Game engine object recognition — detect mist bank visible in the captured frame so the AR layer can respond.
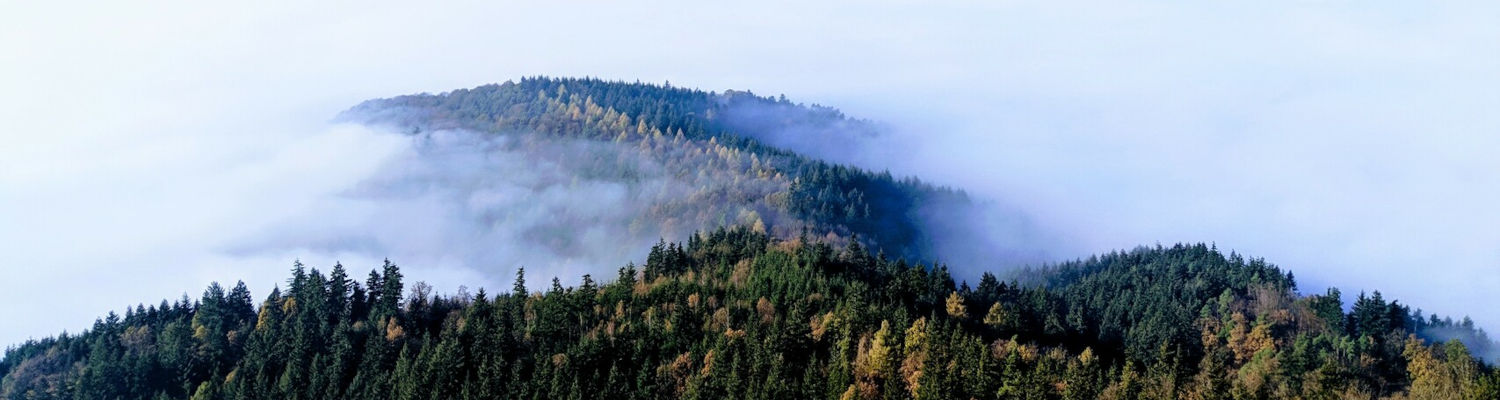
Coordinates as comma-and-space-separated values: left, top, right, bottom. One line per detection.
715, 91, 1070, 274
228, 126, 783, 288
223, 81, 1066, 300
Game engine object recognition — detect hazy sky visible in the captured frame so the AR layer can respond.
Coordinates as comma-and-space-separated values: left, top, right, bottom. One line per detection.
2, 1, 1498, 347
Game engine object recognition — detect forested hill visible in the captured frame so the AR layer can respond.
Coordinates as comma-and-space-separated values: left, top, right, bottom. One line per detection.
4, 78, 1499, 399
4, 229, 1499, 399
340, 77, 1026, 267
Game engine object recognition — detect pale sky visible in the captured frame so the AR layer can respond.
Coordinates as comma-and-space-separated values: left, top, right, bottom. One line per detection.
2, 1, 1498, 347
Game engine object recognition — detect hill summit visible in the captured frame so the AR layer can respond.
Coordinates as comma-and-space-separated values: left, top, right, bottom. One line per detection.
3, 78, 1497, 400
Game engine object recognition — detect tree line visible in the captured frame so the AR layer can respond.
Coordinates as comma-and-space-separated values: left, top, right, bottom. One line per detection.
4, 227, 1497, 399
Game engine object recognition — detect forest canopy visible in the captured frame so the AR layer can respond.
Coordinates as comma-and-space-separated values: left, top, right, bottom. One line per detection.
4, 78, 1496, 400
4, 228, 1496, 399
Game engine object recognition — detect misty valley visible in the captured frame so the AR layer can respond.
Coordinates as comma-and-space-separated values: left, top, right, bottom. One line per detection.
3, 78, 1497, 400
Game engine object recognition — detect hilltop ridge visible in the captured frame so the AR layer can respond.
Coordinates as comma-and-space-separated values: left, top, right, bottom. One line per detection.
3, 79, 1497, 400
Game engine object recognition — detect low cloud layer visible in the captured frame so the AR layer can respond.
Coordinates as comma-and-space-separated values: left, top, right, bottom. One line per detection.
227, 128, 721, 289
716, 95, 1070, 272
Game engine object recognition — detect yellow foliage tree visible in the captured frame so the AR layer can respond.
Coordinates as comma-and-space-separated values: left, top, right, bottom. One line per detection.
1404, 335, 1469, 400
945, 292, 968, 319
901, 318, 929, 398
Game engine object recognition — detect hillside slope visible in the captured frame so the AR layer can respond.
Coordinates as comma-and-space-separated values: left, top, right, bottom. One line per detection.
3, 79, 1497, 400
4, 229, 1497, 399
341, 77, 1037, 268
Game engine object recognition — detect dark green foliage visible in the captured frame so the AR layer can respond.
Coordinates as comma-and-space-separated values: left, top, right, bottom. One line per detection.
4, 228, 1496, 399
4, 79, 1497, 399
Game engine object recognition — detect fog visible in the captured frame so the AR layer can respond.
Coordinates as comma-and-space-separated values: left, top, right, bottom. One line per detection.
226, 126, 766, 290
3, 1, 1498, 347
716, 95, 1069, 270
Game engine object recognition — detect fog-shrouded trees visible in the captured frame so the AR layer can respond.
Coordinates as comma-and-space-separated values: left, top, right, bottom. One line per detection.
5, 227, 1498, 400
5, 79, 1498, 399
